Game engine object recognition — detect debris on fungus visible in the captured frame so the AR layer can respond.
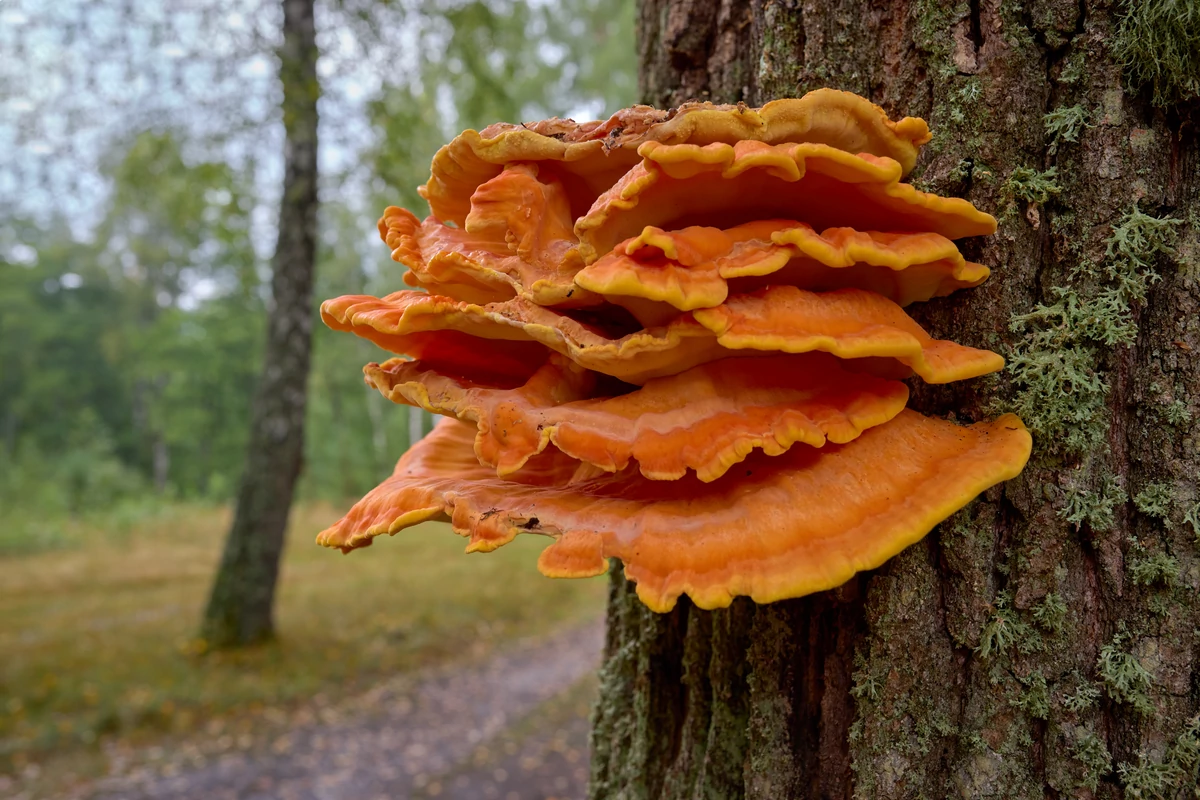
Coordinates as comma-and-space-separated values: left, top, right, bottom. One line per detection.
318, 90, 1031, 612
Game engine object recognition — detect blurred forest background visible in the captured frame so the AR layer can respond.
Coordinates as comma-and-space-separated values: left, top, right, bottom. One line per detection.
1, 1, 634, 794
1, 0, 634, 544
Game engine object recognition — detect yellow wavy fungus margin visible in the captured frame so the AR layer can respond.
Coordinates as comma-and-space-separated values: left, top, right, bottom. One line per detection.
575, 220, 990, 314
317, 411, 1031, 613
363, 352, 909, 483
421, 88, 932, 225
320, 286, 1003, 385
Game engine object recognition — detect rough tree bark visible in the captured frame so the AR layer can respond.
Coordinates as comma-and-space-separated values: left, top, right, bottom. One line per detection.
590, 1, 1200, 797
201, 0, 319, 647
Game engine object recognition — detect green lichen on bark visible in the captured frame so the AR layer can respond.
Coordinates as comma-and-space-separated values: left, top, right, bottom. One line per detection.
1007, 206, 1182, 458
601, 2, 1200, 797
1002, 166, 1062, 206
910, 0, 964, 76
1063, 672, 1103, 713
1133, 481, 1175, 521
1090, 207, 1183, 304
1127, 548, 1179, 588
1117, 715, 1200, 798
1031, 591, 1068, 633
906, 0, 995, 166
1162, 399, 1192, 426
1043, 104, 1091, 153
976, 591, 1044, 658
1097, 628, 1155, 715
1184, 503, 1200, 543
1071, 728, 1114, 791
753, 3, 807, 101
1113, 0, 1200, 106
1060, 471, 1125, 532
1010, 671, 1050, 719
589, 560, 687, 800
1007, 292, 1113, 455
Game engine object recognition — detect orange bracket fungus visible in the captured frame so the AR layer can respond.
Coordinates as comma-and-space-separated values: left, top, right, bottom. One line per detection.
318, 89, 1032, 613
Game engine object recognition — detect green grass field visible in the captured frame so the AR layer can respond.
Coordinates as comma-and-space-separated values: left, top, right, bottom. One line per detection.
0, 502, 607, 794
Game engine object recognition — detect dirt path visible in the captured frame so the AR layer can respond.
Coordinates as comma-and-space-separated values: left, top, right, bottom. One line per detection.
82, 620, 605, 800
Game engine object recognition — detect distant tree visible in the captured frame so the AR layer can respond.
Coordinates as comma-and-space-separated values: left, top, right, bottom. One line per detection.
0, 135, 259, 517
96, 131, 260, 493
303, 201, 414, 500
202, 0, 320, 647
0, 0, 636, 633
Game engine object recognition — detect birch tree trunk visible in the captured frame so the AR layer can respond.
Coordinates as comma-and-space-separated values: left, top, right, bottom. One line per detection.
409, 403, 425, 451
201, 0, 319, 647
589, 2, 1200, 797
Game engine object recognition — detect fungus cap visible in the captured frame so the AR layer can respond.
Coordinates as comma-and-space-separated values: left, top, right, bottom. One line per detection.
422, 89, 932, 225
693, 286, 1005, 384
379, 164, 595, 307
364, 352, 910, 482
574, 141, 997, 263
318, 410, 1032, 612
575, 220, 990, 315
320, 286, 1003, 385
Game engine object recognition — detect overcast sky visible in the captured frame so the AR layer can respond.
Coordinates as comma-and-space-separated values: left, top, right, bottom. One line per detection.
1, 0, 609, 244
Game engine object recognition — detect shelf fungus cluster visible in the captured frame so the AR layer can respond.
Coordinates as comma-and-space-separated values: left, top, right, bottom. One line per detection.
318, 89, 1032, 613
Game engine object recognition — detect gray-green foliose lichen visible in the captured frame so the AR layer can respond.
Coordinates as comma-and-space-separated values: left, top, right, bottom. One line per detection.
1113, 0, 1200, 107
1007, 207, 1182, 458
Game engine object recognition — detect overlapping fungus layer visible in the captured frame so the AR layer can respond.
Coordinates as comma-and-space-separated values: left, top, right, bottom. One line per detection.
319, 89, 1032, 612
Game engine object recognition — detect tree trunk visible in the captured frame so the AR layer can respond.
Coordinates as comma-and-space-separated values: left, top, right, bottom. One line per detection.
152, 429, 169, 494
408, 402, 425, 451
201, 0, 319, 648
590, 1, 1200, 797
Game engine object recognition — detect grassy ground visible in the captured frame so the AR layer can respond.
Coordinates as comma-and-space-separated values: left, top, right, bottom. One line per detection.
0, 502, 607, 795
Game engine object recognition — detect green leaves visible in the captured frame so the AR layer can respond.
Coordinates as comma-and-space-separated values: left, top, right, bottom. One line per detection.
366, 0, 637, 212
0, 131, 263, 513
1, 0, 639, 517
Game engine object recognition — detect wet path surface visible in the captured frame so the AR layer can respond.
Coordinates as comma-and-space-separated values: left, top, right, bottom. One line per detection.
83, 621, 604, 800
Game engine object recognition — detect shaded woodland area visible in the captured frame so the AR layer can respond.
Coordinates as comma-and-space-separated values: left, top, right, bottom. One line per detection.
589, 1, 1200, 797
1, 1, 631, 793
0, 0, 636, 549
